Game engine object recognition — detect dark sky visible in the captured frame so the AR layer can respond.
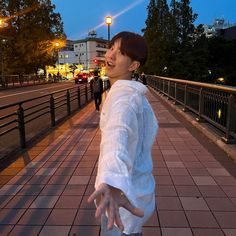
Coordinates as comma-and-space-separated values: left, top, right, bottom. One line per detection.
51, 0, 236, 40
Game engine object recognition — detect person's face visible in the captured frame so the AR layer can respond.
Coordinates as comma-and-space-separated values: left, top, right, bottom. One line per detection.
105, 38, 139, 80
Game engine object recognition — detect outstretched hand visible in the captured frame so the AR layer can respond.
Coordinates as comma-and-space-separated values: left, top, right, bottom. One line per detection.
88, 183, 144, 231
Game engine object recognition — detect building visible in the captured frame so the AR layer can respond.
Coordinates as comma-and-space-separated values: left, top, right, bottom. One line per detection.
203, 19, 236, 39
49, 31, 108, 79
218, 25, 236, 40
73, 36, 107, 71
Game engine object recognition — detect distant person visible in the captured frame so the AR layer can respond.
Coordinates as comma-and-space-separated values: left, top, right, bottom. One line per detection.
90, 70, 103, 111
134, 71, 139, 81
48, 73, 52, 81
52, 74, 57, 82
141, 72, 147, 85
88, 31, 158, 236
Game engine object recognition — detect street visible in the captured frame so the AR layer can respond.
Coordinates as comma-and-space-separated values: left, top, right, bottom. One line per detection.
0, 82, 89, 159
0, 81, 79, 106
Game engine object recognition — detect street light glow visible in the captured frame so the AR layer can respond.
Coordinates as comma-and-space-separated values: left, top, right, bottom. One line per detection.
105, 16, 112, 25
55, 42, 60, 47
0, 19, 8, 28
105, 16, 112, 42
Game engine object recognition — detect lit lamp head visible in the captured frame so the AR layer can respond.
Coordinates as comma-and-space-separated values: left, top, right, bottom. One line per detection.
105, 16, 112, 43
0, 18, 8, 28
105, 16, 112, 26
55, 42, 60, 48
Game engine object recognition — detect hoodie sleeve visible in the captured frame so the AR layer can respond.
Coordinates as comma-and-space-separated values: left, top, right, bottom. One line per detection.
95, 100, 139, 206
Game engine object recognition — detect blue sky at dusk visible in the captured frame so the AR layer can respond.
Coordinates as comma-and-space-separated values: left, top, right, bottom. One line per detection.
51, 0, 236, 40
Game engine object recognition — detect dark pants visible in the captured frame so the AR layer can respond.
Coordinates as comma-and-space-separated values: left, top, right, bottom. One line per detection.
122, 233, 142, 236
94, 92, 102, 111
101, 215, 142, 236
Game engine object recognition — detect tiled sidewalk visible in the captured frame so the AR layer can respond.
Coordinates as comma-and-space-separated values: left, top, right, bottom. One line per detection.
0, 89, 236, 236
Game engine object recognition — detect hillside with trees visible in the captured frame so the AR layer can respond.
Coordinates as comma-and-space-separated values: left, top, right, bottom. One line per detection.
0, 0, 65, 75
143, 0, 236, 86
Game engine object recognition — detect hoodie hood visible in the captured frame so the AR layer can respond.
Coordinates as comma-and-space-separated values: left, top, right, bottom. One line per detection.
111, 80, 148, 95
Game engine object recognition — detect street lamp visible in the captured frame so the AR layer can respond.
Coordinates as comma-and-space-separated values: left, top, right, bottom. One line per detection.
54, 41, 60, 75
0, 18, 8, 87
105, 16, 112, 43
0, 19, 7, 28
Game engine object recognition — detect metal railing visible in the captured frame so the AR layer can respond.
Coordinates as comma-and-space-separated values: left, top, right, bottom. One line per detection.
0, 81, 110, 155
147, 75, 236, 143
0, 75, 52, 89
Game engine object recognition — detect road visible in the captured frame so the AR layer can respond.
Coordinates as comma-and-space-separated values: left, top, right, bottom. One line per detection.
0, 82, 90, 160
0, 81, 80, 106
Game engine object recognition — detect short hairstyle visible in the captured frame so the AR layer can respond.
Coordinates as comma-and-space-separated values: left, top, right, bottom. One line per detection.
110, 31, 148, 67
93, 70, 99, 76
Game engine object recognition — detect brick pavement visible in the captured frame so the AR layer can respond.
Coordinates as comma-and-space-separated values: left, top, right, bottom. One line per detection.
0, 89, 236, 236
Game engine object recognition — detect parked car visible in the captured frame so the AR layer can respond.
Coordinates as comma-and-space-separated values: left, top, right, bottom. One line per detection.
74, 72, 88, 84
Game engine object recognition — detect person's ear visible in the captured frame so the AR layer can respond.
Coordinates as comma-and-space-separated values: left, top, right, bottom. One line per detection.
128, 61, 140, 72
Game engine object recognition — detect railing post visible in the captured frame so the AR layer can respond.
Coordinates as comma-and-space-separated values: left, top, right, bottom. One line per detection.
167, 80, 171, 99
17, 104, 26, 148
162, 79, 164, 93
104, 80, 106, 92
77, 87, 81, 109
85, 85, 88, 103
67, 89, 71, 115
197, 88, 204, 122
173, 82, 177, 105
183, 84, 188, 111
222, 95, 235, 143
50, 94, 55, 126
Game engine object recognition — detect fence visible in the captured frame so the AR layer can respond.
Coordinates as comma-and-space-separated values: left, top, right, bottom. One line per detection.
147, 75, 236, 143
0, 81, 109, 158
0, 75, 51, 89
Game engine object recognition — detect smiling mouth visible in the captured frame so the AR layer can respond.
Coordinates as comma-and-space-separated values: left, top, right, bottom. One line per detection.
106, 61, 115, 67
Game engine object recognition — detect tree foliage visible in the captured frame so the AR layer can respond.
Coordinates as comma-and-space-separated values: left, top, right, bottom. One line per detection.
143, 0, 236, 86
0, 0, 65, 75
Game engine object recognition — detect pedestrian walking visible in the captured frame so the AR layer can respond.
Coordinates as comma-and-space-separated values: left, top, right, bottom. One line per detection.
141, 72, 147, 85
88, 31, 158, 236
90, 70, 103, 111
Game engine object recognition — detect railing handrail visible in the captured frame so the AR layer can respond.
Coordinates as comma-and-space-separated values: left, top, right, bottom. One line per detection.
152, 75, 236, 94
0, 85, 86, 110
147, 75, 236, 144
0, 81, 110, 155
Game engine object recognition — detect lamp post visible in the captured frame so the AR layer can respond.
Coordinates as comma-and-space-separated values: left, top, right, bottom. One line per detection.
105, 16, 112, 43
0, 18, 8, 87
54, 41, 60, 75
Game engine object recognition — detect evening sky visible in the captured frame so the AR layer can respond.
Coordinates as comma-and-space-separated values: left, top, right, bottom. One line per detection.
51, 0, 236, 40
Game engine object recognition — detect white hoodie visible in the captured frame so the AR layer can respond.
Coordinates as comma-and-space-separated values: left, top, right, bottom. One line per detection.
95, 80, 158, 234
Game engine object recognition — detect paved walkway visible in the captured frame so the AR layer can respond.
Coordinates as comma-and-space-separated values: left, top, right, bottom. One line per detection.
0, 89, 236, 236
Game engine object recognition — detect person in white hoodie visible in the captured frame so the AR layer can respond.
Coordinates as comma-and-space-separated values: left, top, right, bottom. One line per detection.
88, 31, 158, 236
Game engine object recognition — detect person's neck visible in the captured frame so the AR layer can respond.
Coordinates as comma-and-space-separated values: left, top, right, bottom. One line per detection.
109, 74, 132, 86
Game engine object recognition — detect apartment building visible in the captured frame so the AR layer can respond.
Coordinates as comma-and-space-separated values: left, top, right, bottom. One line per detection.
204, 19, 236, 39
53, 31, 108, 78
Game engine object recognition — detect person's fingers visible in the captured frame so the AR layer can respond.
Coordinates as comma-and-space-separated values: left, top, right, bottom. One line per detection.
114, 206, 124, 232
123, 202, 144, 218
95, 196, 109, 218
87, 188, 104, 203
107, 199, 115, 230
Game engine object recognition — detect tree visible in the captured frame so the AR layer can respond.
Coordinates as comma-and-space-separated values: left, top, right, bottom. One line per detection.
208, 37, 236, 85
178, 0, 197, 44
143, 0, 176, 75
69, 63, 78, 77
2, 0, 65, 75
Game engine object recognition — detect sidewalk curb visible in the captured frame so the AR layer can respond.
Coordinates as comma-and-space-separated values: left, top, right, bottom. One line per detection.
149, 87, 236, 163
